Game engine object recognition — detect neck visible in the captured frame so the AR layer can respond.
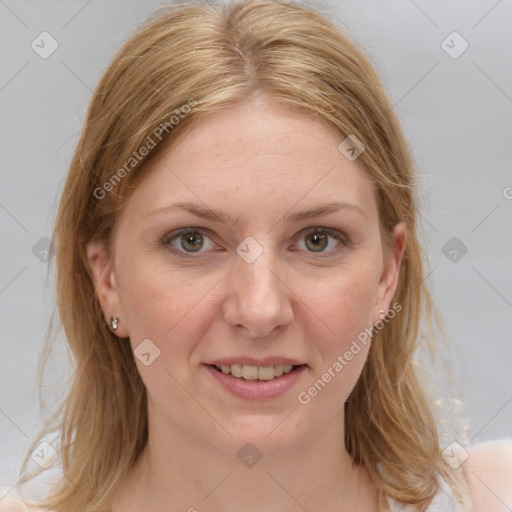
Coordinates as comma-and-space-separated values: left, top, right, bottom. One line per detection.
112, 407, 378, 512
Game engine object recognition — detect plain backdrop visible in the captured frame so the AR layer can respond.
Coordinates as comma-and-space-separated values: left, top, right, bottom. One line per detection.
1, 0, 511, 489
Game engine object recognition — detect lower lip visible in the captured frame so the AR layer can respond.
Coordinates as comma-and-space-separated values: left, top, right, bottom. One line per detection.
204, 364, 307, 399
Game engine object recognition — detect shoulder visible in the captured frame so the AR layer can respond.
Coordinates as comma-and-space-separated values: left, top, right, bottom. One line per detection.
462, 439, 512, 512
0, 489, 47, 512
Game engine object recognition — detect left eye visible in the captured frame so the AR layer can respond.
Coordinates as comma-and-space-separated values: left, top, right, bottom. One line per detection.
295, 227, 344, 255
161, 227, 346, 258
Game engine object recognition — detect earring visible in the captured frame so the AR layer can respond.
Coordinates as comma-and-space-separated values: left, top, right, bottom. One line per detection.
110, 316, 119, 331
378, 309, 385, 319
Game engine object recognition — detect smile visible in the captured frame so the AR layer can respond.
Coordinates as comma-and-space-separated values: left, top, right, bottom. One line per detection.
211, 363, 301, 380
204, 363, 307, 399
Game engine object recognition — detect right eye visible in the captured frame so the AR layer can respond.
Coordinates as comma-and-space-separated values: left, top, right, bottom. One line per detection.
161, 227, 218, 258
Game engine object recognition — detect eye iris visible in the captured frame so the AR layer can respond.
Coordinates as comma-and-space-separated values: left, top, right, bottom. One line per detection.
181, 232, 203, 252
305, 232, 328, 252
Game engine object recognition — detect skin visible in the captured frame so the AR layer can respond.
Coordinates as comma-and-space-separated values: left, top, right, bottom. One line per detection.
87, 97, 407, 511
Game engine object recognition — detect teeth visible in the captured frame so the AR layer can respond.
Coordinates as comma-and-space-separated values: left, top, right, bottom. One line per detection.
274, 365, 284, 377
214, 363, 298, 380
231, 364, 242, 378
242, 365, 259, 380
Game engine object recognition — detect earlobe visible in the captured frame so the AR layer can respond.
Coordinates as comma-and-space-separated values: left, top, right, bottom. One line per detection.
86, 239, 129, 338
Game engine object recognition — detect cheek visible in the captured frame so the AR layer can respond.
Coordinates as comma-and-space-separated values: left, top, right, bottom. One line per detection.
116, 253, 222, 354
115, 256, 225, 411
303, 259, 381, 345
295, 267, 379, 409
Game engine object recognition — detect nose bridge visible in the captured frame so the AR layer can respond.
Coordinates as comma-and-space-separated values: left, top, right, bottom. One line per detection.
237, 250, 277, 299
224, 241, 293, 336
234, 234, 276, 289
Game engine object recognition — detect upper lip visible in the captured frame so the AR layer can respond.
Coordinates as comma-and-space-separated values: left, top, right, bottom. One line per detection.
204, 357, 306, 367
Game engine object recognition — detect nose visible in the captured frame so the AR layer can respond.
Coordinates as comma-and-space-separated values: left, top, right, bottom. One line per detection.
222, 251, 294, 338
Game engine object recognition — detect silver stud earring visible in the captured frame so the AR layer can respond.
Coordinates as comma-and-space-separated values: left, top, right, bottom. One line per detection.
110, 316, 119, 331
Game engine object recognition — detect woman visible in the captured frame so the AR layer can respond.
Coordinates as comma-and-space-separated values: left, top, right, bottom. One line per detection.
5, 0, 511, 511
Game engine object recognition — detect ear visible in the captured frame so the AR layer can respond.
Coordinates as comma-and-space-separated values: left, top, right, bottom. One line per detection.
374, 222, 406, 324
86, 239, 129, 338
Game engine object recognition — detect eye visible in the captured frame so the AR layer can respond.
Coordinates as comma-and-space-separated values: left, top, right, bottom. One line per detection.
161, 228, 217, 257
294, 227, 348, 257
161, 226, 349, 259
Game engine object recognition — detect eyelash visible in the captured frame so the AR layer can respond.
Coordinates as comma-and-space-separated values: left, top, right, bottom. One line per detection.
160, 226, 350, 260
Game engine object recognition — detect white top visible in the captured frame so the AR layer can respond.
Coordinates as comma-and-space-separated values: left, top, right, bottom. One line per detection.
386, 472, 462, 512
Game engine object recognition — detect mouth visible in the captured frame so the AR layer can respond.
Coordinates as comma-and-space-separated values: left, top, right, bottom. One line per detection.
207, 363, 306, 381
204, 362, 308, 399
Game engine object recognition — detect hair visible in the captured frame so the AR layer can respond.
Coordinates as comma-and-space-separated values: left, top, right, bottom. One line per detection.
18, 1, 471, 510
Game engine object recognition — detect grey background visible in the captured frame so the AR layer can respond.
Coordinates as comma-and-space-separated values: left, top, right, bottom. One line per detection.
1, 0, 511, 489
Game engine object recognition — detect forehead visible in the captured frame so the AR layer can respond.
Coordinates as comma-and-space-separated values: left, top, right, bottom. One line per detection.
125, 100, 378, 225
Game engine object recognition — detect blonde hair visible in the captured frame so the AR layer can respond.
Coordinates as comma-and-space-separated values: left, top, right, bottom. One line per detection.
19, 1, 471, 510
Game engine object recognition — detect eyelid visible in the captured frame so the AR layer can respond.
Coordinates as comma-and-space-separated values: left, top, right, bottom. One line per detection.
160, 226, 214, 246
297, 226, 349, 244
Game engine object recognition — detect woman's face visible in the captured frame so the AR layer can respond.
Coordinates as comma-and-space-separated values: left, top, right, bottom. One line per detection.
88, 99, 405, 458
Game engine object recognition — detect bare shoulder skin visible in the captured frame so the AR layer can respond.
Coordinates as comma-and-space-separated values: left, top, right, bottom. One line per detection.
464, 439, 512, 512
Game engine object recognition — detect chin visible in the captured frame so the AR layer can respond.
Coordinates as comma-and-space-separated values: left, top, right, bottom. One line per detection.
211, 414, 309, 456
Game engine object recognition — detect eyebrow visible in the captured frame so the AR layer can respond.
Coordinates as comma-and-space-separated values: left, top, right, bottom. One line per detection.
144, 201, 366, 226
